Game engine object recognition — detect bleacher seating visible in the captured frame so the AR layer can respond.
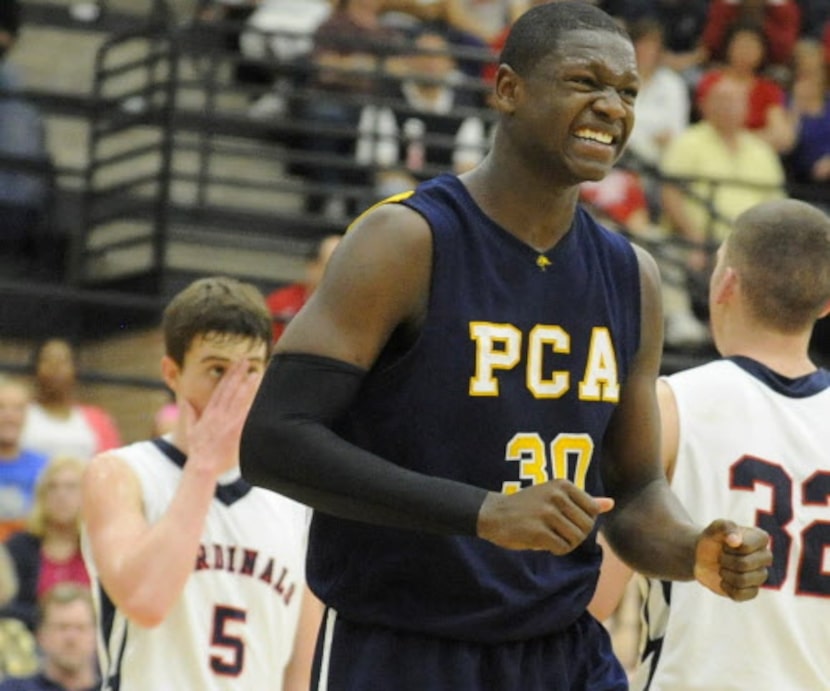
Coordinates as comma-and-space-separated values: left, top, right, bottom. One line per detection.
1, 0, 828, 368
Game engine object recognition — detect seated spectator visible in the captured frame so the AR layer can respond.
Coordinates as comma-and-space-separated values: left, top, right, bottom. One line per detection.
785, 39, 830, 185
696, 22, 797, 153
291, 0, 409, 219
356, 26, 489, 198
1, 457, 90, 633
646, 0, 711, 83
0, 583, 98, 691
0, 0, 54, 276
442, 0, 525, 44
266, 234, 342, 342
194, 0, 274, 91
20, 339, 121, 462
660, 76, 785, 335
0, 617, 37, 682
0, 543, 34, 682
625, 17, 690, 220
0, 377, 48, 542
601, 0, 711, 83
661, 76, 786, 260
239, 0, 332, 119
701, 0, 801, 70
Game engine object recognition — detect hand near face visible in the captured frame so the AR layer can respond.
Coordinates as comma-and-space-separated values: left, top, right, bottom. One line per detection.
477, 480, 614, 554
181, 360, 263, 476
693, 519, 772, 601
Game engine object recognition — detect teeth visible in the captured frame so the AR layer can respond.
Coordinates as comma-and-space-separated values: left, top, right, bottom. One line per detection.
575, 129, 613, 144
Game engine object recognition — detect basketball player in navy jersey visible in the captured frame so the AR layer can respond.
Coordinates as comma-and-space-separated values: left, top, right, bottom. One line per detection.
240, 3, 772, 689
590, 199, 830, 690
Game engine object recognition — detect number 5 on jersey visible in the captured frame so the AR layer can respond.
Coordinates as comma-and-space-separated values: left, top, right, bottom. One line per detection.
210, 605, 246, 677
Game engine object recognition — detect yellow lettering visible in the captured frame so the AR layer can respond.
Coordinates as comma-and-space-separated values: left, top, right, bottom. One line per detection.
579, 327, 619, 402
527, 325, 570, 399
469, 322, 522, 396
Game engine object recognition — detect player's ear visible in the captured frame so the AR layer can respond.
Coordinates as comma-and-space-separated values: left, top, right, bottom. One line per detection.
160, 355, 181, 393
492, 64, 521, 114
711, 266, 737, 306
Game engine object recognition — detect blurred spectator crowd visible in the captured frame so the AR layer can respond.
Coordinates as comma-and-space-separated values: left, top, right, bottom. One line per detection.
2, 0, 830, 352
0, 1, 829, 682
0, 339, 121, 688
204, 0, 830, 349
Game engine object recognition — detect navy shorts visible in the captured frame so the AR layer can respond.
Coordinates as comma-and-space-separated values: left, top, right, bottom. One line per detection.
311, 609, 628, 690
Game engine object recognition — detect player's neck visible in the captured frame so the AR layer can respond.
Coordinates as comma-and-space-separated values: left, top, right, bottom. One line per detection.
36, 391, 73, 415
462, 159, 580, 251
722, 331, 817, 378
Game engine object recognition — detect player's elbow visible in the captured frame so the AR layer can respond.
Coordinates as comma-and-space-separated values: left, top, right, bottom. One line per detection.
115, 585, 176, 629
128, 609, 166, 629
239, 401, 296, 491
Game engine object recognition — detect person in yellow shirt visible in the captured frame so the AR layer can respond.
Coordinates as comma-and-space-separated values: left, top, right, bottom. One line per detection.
660, 76, 785, 270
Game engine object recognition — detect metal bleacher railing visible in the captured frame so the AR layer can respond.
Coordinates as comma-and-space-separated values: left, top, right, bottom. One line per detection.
1, 4, 829, 368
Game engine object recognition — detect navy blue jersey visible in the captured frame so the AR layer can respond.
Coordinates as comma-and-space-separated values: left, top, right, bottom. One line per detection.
308, 174, 641, 643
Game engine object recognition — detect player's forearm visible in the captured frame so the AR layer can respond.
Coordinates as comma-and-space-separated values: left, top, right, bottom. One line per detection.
103, 468, 217, 627
602, 477, 699, 581
241, 353, 487, 535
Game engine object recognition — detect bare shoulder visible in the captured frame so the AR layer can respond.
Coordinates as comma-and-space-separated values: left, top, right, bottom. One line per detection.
83, 452, 142, 511
630, 242, 661, 287
277, 200, 434, 366
343, 199, 433, 263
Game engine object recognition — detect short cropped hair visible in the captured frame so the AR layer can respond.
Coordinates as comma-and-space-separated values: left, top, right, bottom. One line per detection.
727, 200, 830, 333
37, 583, 94, 630
500, 1, 629, 77
162, 276, 273, 365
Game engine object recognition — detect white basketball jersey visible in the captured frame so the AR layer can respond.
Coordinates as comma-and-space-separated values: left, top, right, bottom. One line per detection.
632, 357, 830, 691
82, 438, 309, 691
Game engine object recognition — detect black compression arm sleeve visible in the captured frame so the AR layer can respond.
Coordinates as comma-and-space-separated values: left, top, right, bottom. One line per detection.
240, 353, 488, 536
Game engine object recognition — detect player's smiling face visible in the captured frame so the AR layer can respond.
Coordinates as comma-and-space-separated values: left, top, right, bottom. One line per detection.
163, 332, 267, 417
511, 29, 638, 184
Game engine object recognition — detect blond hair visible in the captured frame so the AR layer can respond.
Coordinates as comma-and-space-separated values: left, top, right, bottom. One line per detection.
26, 455, 86, 538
